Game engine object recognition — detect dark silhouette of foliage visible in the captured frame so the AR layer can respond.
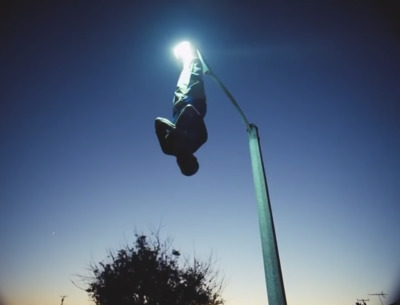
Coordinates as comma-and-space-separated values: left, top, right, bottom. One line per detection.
85, 233, 223, 305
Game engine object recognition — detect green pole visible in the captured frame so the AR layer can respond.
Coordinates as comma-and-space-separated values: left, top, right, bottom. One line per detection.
248, 124, 287, 305
197, 48, 287, 305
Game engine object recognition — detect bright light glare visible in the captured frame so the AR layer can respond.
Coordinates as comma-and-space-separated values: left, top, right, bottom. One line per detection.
173, 41, 195, 64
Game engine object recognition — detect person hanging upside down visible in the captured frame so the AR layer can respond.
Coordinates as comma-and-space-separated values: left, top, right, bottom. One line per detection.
155, 43, 208, 176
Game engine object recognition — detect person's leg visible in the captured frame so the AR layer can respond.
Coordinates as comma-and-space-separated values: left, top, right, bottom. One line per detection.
172, 57, 206, 121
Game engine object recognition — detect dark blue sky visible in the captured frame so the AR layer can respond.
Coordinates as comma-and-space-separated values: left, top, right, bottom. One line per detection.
1, 1, 399, 305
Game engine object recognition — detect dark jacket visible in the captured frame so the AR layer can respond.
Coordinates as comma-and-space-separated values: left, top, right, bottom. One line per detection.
155, 105, 207, 157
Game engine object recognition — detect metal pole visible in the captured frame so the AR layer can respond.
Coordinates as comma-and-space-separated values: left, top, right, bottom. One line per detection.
248, 124, 287, 305
197, 50, 287, 305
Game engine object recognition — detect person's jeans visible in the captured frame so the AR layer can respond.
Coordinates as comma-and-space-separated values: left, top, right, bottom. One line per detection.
172, 58, 206, 122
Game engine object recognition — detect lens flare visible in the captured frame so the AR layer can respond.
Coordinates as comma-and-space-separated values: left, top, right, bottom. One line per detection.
173, 41, 195, 64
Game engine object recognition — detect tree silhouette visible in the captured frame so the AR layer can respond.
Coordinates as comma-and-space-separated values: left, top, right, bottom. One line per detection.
85, 233, 224, 305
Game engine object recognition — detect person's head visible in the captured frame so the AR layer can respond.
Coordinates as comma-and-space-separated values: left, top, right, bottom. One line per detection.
176, 154, 199, 176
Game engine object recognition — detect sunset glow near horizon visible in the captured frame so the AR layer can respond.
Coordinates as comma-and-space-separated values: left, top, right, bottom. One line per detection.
1, 1, 399, 305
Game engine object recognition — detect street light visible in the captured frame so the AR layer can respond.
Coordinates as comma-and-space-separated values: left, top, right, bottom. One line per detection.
174, 42, 288, 305
173, 41, 196, 65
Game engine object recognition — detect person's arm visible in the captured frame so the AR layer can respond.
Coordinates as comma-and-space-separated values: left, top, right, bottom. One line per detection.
155, 118, 175, 155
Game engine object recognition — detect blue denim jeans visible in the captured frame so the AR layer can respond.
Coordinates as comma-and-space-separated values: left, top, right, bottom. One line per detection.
172, 58, 206, 122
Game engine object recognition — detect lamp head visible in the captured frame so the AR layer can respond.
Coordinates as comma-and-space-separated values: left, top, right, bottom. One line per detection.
173, 41, 196, 65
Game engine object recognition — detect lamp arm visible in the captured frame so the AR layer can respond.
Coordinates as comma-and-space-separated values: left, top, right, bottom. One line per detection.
196, 50, 251, 131
208, 72, 251, 131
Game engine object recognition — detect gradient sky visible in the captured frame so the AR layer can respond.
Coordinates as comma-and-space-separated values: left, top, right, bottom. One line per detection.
1, 1, 399, 305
